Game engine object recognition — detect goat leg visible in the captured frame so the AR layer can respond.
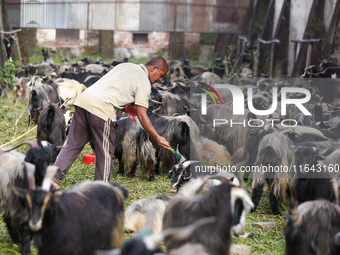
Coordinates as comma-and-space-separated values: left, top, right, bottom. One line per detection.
250, 182, 264, 213
117, 157, 125, 175
147, 161, 155, 182
3, 215, 21, 244
127, 162, 138, 178
154, 157, 161, 175
21, 222, 32, 255
269, 184, 280, 215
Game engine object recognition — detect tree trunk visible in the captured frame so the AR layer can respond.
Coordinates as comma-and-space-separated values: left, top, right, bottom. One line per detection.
100, 30, 114, 59
0, 0, 13, 67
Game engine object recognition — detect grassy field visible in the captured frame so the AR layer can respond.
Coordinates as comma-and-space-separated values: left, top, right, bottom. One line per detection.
0, 91, 286, 255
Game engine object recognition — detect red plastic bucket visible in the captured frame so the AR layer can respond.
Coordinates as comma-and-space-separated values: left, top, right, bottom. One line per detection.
82, 154, 96, 165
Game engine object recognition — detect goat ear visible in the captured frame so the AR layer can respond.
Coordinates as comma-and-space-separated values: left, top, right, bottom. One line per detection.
24, 151, 33, 162
53, 190, 63, 201
13, 186, 27, 199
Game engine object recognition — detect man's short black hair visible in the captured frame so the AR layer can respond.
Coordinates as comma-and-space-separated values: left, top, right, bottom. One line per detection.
146, 56, 169, 71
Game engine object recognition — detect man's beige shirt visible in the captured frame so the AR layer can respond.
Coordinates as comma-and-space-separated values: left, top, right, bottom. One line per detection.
74, 63, 150, 121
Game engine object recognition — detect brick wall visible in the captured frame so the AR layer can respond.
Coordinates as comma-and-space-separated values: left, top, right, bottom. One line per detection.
114, 31, 169, 52
185, 33, 200, 48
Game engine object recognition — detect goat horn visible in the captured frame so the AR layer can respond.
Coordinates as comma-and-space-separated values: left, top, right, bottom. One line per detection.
25, 162, 36, 191
143, 217, 216, 250
165, 83, 177, 91
150, 99, 163, 105
1, 141, 39, 153
176, 145, 186, 163
152, 106, 161, 113
198, 114, 206, 123
334, 232, 340, 246
181, 160, 202, 169
207, 175, 231, 183
42, 166, 59, 191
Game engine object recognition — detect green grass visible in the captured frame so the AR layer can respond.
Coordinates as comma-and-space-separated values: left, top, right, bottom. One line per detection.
0, 91, 287, 254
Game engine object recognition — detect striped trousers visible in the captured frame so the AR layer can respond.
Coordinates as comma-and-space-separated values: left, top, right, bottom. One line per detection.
53, 106, 117, 185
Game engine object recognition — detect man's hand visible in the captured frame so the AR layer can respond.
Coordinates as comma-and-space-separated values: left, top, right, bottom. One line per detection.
155, 136, 170, 150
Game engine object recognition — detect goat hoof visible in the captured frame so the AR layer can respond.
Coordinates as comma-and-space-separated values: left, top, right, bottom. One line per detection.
117, 171, 125, 175
127, 172, 135, 178
149, 176, 155, 182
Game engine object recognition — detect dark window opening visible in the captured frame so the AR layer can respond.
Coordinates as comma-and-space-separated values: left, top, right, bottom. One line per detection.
56, 29, 80, 42
133, 33, 148, 44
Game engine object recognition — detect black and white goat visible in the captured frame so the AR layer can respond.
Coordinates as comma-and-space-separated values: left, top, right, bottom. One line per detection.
14, 166, 129, 255
124, 195, 172, 234
37, 103, 66, 162
168, 146, 242, 191
285, 199, 340, 255
0, 141, 57, 255
97, 217, 215, 255
162, 177, 253, 255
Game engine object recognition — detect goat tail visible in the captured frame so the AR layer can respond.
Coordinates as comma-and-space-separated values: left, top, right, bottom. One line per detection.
46, 105, 56, 131
122, 132, 137, 170
138, 130, 157, 167
286, 198, 301, 227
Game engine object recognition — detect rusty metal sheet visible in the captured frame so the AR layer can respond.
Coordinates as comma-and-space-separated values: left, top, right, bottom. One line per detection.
190, 0, 215, 32
19, 0, 247, 33
90, 2, 116, 30
115, 0, 140, 31
140, 0, 173, 32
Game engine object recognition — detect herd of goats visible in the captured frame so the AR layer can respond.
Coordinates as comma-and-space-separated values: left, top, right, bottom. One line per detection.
2, 52, 340, 254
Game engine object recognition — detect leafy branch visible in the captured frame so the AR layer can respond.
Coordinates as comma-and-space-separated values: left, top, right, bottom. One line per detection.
0, 60, 19, 87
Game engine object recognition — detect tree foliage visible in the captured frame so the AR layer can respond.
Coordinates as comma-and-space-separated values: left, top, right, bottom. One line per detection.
0, 60, 18, 87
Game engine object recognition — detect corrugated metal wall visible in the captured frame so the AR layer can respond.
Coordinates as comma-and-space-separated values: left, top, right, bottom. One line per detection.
16, 0, 247, 33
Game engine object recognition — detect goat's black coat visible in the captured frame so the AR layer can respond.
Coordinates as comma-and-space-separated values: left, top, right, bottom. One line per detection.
285, 200, 340, 255
163, 183, 236, 255
37, 104, 66, 162
291, 146, 334, 205
1, 143, 56, 255
28, 83, 60, 124
23, 182, 128, 255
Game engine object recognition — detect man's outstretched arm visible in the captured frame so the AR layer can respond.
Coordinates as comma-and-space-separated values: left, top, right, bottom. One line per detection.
136, 105, 170, 150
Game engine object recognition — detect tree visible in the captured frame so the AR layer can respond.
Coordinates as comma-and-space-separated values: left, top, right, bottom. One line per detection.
0, 0, 13, 68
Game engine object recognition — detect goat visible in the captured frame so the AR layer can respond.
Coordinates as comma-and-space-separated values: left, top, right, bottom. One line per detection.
290, 146, 334, 205
42, 48, 54, 64
97, 217, 215, 255
162, 177, 253, 255
168, 149, 241, 191
13, 77, 31, 107
203, 104, 256, 155
15, 166, 128, 255
115, 117, 157, 181
124, 195, 172, 234
37, 104, 66, 162
0, 141, 57, 255
28, 82, 60, 124
285, 199, 340, 255
251, 131, 295, 215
